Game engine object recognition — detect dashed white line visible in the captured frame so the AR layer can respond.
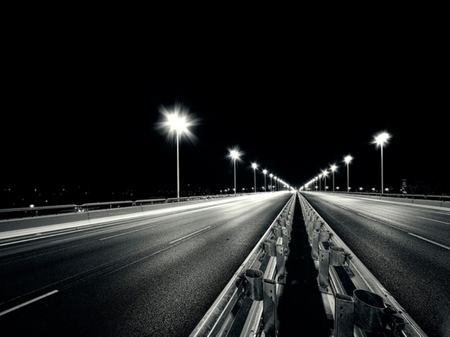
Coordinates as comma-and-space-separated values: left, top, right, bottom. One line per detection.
0, 290, 59, 317
408, 233, 450, 251
169, 226, 211, 244
417, 216, 450, 225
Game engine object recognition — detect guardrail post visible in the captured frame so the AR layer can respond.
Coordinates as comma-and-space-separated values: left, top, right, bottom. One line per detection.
276, 237, 286, 284
263, 279, 278, 336
245, 269, 264, 301
330, 246, 346, 266
334, 293, 354, 337
319, 242, 330, 292
353, 289, 387, 334
318, 242, 331, 290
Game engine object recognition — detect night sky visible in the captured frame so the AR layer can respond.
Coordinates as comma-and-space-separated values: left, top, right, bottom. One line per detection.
2, 18, 448, 207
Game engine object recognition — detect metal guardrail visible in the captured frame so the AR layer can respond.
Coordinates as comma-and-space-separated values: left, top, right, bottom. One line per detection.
0, 194, 244, 221
338, 192, 450, 208
298, 193, 427, 337
190, 193, 297, 337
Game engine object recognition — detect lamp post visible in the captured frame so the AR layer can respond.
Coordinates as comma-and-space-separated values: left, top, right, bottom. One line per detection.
252, 163, 257, 193
263, 169, 267, 192
330, 164, 337, 192
269, 173, 273, 192
373, 132, 391, 194
158, 103, 196, 200
322, 169, 329, 191
344, 155, 353, 193
229, 148, 242, 196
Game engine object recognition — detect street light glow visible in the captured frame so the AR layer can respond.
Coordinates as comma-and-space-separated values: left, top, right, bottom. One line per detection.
372, 131, 391, 194
228, 147, 243, 195
373, 131, 391, 147
156, 102, 199, 200
157, 102, 198, 144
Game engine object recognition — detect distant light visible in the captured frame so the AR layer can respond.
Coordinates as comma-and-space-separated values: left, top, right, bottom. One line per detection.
344, 155, 353, 164
30, 204, 35, 208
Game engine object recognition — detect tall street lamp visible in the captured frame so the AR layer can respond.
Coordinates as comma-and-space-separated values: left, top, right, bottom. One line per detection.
252, 163, 257, 193
344, 155, 353, 192
373, 131, 391, 194
269, 173, 273, 192
330, 164, 337, 192
263, 169, 267, 192
158, 103, 197, 200
229, 148, 242, 196
322, 169, 329, 191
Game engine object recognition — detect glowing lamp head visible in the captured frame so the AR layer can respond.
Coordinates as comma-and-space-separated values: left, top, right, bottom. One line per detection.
373, 132, 391, 147
228, 148, 243, 161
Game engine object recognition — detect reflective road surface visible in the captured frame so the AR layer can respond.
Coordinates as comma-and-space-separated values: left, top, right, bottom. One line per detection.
0, 192, 292, 337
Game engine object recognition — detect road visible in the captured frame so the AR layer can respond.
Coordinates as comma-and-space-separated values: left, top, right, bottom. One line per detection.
301, 192, 450, 337
0, 192, 292, 337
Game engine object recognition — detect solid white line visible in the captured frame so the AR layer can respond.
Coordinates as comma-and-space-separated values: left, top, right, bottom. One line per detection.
0, 290, 59, 317
408, 233, 450, 251
169, 226, 211, 244
417, 216, 450, 225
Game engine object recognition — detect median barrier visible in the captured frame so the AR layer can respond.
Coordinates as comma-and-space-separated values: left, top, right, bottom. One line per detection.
189, 193, 296, 337
298, 193, 427, 337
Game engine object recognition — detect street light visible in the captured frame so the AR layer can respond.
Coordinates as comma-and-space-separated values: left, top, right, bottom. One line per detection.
252, 163, 257, 193
157, 103, 197, 200
229, 148, 243, 196
330, 164, 337, 192
344, 155, 353, 192
322, 169, 329, 191
263, 169, 267, 192
269, 173, 273, 192
372, 131, 391, 194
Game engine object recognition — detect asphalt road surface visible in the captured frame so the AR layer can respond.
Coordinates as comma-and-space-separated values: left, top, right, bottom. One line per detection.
301, 192, 450, 337
0, 192, 292, 337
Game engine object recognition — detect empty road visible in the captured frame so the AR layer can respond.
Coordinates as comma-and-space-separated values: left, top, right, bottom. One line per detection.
0, 192, 292, 337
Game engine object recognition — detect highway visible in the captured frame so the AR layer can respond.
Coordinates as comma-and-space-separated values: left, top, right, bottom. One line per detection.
301, 192, 450, 337
0, 192, 292, 337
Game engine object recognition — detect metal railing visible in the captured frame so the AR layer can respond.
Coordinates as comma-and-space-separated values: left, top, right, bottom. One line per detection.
299, 192, 427, 337
190, 193, 297, 337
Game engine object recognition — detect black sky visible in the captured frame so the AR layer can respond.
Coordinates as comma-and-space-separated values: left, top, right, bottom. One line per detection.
2, 16, 449, 205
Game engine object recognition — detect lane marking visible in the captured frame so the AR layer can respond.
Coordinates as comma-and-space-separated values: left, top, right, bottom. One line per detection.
408, 233, 450, 251
0, 290, 59, 317
99, 224, 160, 241
417, 216, 450, 225
169, 226, 211, 245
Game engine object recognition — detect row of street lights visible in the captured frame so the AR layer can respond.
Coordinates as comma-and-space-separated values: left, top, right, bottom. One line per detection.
229, 147, 288, 195
158, 103, 290, 199
303, 132, 391, 193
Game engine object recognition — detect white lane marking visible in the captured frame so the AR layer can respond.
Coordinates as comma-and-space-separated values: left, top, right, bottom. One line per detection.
417, 216, 450, 225
0, 290, 59, 317
408, 233, 450, 251
99, 224, 160, 241
169, 226, 212, 245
